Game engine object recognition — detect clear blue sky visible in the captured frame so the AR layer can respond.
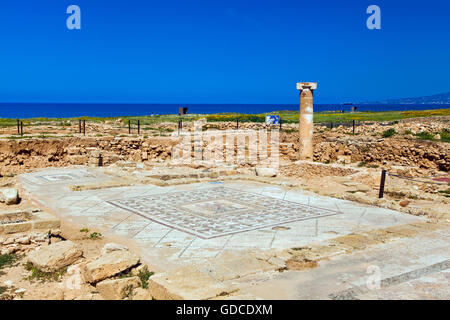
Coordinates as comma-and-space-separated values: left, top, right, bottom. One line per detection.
0, 0, 449, 104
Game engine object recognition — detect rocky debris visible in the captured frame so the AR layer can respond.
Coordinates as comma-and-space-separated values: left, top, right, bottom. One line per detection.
82, 250, 140, 283
0, 231, 50, 255
0, 137, 176, 175
255, 167, 278, 177
132, 287, 152, 300
27, 240, 83, 272
1, 246, 17, 255
0, 188, 19, 205
96, 276, 141, 300
1, 117, 448, 175
14, 235, 31, 245
337, 155, 351, 164
101, 243, 129, 255
3, 280, 14, 287
88, 148, 102, 167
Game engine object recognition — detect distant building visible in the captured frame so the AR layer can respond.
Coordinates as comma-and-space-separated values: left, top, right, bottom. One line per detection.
178, 107, 188, 115
343, 103, 358, 113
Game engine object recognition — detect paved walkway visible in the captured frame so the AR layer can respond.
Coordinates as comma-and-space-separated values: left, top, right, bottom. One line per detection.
241, 226, 450, 299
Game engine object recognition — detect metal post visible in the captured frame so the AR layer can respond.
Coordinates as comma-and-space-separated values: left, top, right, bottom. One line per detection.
79, 119, 81, 133
17, 119, 20, 135
83, 120, 86, 136
128, 120, 131, 134
279, 118, 282, 130
330, 122, 333, 129
353, 120, 355, 134
20, 121, 23, 136
138, 120, 140, 134
98, 154, 103, 167
236, 118, 239, 130
378, 169, 387, 198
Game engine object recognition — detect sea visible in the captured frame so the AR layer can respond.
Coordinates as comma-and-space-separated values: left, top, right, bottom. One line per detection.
0, 103, 449, 119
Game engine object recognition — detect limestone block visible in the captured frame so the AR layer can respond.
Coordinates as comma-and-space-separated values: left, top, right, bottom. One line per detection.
255, 167, 278, 177
32, 212, 61, 230
101, 243, 129, 255
3, 221, 32, 234
148, 266, 237, 300
96, 277, 141, 300
0, 188, 19, 205
83, 250, 140, 283
27, 240, 83, 272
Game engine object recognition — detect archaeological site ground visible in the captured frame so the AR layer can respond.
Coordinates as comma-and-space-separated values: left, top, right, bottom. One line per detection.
0, 107, 448, 301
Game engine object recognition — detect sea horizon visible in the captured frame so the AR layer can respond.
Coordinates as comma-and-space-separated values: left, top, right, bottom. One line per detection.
1, 102, 449, 119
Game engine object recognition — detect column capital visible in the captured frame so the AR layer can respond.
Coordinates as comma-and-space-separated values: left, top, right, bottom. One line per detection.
296, 82, 317, 91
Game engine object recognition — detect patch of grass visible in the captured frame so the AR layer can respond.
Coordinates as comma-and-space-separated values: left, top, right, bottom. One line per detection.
0, 286, 6, 295
385, 191, 406, 199
357, 161, 367, 167
404, 130, 413, 135
79, 228, 89, 233
1, 109, 449, 133
439, 129, 450, 142
89, 232, 102, 239
5, 135, 30, 140
415, 131, 434, 140
438, 188, 450, 195
382, 128, 397, 138
367, 164, 379, 168
24, 262, 67, 282
0, 253, 21, 270
137, 267, 154, 289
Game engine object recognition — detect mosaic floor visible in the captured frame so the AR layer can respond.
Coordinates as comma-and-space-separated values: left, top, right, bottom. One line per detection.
20, 168, 423, 259
107, 186, 340, 239
20, 169, 98, 185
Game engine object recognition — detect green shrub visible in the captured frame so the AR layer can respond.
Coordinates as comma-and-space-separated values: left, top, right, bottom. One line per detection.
24, 262, 67, 282
382, 128, 397, 138
137, 267, 154, 289
414, 132, 434, 140
89, 232, 102, 239
439, 129, 449, 142
0, 254, 20, 270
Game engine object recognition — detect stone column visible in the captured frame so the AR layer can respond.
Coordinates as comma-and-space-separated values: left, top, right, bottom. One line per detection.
296, 82, 317, 160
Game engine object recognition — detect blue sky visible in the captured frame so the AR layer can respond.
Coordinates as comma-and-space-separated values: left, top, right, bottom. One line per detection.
0, 0, 449, 104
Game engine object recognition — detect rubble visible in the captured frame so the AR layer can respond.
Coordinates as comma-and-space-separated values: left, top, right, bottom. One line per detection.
82, 250, 140, 283
27, 240, 83, 272
0, 188, 19, 205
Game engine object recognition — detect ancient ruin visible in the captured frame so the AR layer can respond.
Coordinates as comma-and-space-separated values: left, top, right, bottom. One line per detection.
297, 82, 317, 160
0, 107, 448, 300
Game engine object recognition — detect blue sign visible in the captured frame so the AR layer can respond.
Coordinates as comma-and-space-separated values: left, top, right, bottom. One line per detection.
265, 115, 280, 125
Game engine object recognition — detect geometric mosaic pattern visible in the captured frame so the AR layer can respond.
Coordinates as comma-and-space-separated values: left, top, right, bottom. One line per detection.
107, 186, 341, 239
20, 169, 98, 185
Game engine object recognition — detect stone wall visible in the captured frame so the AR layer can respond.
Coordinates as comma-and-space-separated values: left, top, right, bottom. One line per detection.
0, 137, 177, 175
